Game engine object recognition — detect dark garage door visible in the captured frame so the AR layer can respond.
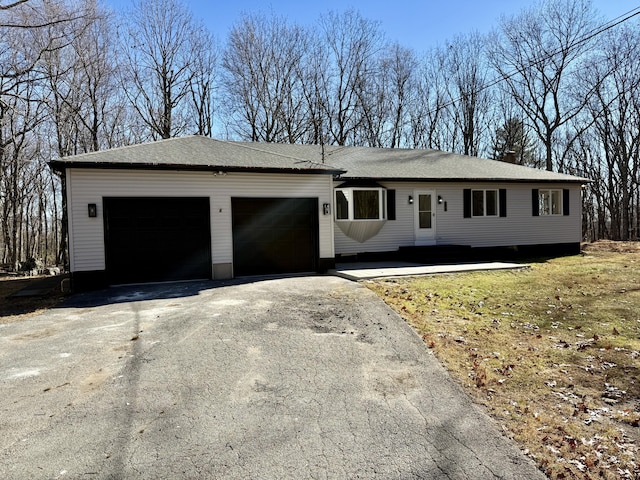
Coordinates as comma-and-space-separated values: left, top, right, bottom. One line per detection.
104, 197, 211, 284
232, 198, 318, 276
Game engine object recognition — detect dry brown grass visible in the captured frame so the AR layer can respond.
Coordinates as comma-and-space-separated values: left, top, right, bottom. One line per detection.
582, 240, 640, 254
367, 241, 640, 479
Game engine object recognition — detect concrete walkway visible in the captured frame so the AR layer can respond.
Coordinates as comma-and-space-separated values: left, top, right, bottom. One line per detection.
332, 261, 528, 280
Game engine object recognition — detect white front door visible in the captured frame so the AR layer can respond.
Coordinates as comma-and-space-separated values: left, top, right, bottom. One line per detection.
414, 190, 436, 246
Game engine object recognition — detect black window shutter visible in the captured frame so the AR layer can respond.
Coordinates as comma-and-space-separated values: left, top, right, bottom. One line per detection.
499, 189, 507, 217
532, 189, 539, 216
463, 189, 471, 218
387, 189, 396, 220
563, 189, 570, 216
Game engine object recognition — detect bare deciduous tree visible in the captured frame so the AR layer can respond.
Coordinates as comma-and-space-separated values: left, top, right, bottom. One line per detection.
357, 42, 417, 148
489, 0, 598, 171
1, 0, 98, 269
0, 74, 45, 268
222, 13, 308, 143
120, 0, 209, 139
296, 33, 330, 146
319, 9, 383, 146
582, 22, 640, 240
1, 0, 55, 267
385, 44, 417, 148
443, 32, 493, 157
408, 49, 448, 150
190, 26, 217, 137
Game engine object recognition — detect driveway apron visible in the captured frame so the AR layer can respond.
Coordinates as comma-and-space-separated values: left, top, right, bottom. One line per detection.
0, 276, 545, 479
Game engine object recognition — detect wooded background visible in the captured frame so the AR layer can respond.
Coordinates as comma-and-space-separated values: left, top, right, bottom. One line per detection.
1, 0, 638, 271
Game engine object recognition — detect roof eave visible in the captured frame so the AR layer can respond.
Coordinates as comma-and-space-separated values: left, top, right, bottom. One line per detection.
47, 161, 344, 176
334, 175, 590, 184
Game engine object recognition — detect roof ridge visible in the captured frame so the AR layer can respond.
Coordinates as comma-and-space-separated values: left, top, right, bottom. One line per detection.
58, 135, 202, 160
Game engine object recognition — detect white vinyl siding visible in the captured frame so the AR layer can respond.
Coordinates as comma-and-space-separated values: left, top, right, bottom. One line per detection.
66, 169, 334, 273
334, 182, 582, 255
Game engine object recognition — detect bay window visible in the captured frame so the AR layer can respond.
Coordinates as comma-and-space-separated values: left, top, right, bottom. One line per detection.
335, 187, 386, 221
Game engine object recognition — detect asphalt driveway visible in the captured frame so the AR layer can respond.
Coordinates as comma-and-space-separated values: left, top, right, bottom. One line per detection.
1, 276, 545, 479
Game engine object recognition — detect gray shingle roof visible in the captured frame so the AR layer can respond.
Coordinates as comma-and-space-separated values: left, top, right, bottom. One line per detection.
326, 145, 588, 183
49, 136, 342, 174
50, 136, 589, 183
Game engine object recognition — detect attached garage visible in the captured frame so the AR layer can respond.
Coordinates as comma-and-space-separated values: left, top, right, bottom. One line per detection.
49, 137, 340, 291
232, 197, 318, 276
104, 197, 212, 284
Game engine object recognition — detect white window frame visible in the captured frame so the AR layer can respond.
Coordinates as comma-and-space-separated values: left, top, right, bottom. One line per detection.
471, 189, 499, 217
539, 189, 562, 216
335, 187, 386, 221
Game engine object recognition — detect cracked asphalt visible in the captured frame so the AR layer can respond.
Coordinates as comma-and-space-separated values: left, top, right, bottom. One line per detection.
0, 276, 546, 479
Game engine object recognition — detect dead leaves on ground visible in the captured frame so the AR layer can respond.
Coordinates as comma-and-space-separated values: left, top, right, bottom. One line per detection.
368, 251, 640, 480
427, 327, 640, 479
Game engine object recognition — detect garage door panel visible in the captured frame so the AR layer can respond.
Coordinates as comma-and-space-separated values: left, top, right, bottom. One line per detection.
232, 198, 318, 276
104, 197, 212, 284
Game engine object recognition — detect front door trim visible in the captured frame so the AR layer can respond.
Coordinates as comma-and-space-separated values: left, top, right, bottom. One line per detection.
414, 190, 436, 246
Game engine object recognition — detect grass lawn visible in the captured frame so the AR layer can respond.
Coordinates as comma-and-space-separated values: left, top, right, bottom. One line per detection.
367, 241, 640, 480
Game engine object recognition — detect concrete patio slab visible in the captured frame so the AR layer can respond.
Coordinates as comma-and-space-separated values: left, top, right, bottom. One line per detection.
331, 261, 528, 280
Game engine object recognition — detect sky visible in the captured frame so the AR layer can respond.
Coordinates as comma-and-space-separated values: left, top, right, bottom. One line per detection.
104, 0, 639, 51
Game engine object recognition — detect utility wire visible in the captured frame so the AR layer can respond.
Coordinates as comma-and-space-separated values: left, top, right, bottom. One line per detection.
432, 6, 640, 116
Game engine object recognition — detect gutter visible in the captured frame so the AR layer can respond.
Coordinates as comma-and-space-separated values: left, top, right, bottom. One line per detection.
47, 161, 346, 176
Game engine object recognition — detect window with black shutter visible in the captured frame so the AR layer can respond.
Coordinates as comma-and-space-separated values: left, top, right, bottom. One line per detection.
387, 189, 396, 220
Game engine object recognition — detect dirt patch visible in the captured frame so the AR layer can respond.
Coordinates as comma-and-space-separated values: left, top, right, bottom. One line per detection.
78, 368, 114, 394
582, 240, 640, 254
0, 274, 68, 323
10, 328, 59, 341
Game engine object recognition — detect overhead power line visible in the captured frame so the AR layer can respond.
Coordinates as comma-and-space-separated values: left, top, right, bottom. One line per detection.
432, 6, 640, 116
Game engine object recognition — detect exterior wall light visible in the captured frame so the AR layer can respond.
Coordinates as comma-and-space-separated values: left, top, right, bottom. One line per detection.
88, 203, 97, 217
408, 195, 414, 204
323, 203, 331, 215
438, 195, 443, 204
